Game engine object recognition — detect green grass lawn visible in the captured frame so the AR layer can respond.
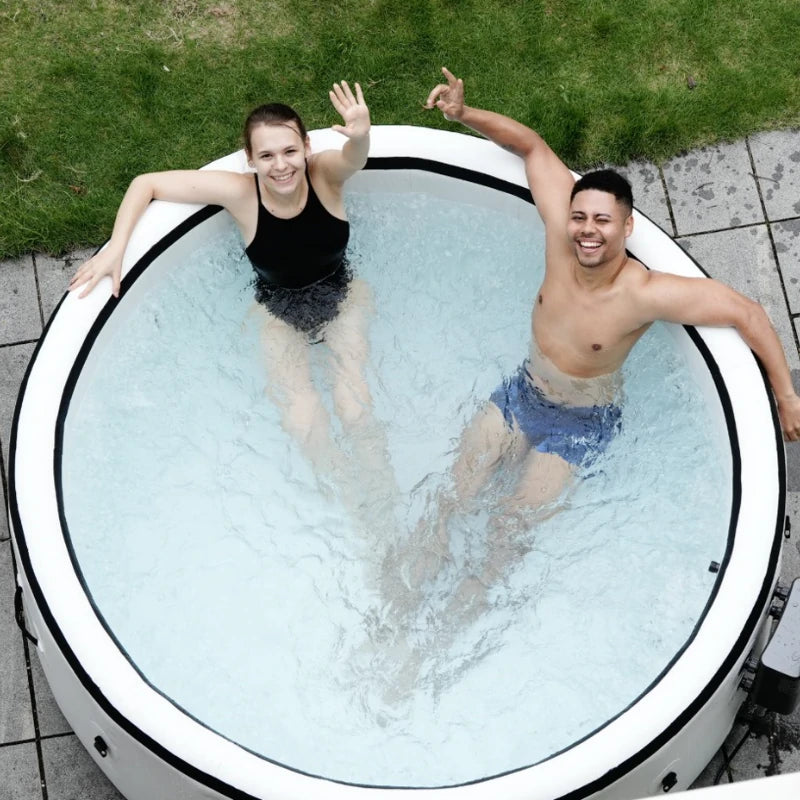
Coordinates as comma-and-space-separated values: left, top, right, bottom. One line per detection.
2, 0, 799, 257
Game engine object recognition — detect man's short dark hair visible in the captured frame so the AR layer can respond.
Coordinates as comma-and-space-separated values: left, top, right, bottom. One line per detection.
570, 169, 633, 215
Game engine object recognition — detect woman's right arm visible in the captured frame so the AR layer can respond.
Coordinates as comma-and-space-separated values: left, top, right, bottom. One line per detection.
70, 169, 247, 298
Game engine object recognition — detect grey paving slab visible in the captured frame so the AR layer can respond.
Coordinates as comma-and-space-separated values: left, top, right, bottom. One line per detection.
606, 160, 674, 235
0, 742, 42, 800
692, 721, 756, 787
35, 248, 93, 326
663, 141, 763, 235
749, 130, 800, 222
42, 734, 124, 800
34, 255, 70, 329
30, 653, 72, 738
785, 415, 800, 494
784, 492, 800, 576
677, 226, 800, 372
0, 343, 36, 469
0, 257, 41, 344
773, 219, 800, 315
0, 540, 35, 744
692, 719, 773, 787
774, 715, 800, 774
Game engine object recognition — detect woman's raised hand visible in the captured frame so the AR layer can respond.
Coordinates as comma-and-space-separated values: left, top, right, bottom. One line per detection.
329, 81, 370, 140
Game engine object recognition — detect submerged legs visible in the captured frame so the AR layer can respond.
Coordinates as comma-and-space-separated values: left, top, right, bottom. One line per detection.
381, 402, 574, 631
257, 280, 398, 526
259, 309, 343, 476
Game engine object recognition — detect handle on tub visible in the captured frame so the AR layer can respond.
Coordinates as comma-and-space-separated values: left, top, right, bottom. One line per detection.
14, 586, 39, 647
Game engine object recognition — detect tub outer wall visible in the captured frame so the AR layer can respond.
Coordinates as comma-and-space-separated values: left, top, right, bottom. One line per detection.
8, 126, 785, 800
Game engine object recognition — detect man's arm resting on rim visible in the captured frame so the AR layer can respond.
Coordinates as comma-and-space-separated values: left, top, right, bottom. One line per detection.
636, 271, 800, 440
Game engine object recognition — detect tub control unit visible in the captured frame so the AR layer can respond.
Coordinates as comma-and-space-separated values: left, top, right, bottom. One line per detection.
751, 578, 800, 714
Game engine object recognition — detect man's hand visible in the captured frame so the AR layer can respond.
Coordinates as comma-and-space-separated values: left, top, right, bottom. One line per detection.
778, 392, 800, 442
424, 66, 465, 121
329, 81, 370, 140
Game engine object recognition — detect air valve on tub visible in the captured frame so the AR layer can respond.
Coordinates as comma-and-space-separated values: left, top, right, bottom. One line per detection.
745, 578, 800, 714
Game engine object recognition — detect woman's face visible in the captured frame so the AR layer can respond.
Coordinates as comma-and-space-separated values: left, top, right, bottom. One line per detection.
248, 122, 310, 196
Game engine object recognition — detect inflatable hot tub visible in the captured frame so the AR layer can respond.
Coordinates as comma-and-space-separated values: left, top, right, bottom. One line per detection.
8, 126, 786, 799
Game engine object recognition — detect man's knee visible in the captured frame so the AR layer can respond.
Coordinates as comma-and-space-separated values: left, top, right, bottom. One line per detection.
463, 403, 515, 462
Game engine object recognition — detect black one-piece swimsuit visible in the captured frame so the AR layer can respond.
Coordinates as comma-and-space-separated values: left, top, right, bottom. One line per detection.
245, 169, 351, 338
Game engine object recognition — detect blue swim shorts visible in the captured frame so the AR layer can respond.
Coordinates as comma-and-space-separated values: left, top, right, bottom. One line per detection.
489, 365, 622, 468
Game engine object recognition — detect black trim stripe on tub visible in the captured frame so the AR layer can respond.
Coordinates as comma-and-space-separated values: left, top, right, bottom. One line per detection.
364, 156, 697, 252
364, 156, 534, 204
7, 159, 784, 796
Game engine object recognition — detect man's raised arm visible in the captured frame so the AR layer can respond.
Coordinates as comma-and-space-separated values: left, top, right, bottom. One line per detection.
424, 67, 575, 226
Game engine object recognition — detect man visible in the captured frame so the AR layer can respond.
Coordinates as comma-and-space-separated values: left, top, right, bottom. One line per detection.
371, 67, 800, 617
422, 67, 800, 521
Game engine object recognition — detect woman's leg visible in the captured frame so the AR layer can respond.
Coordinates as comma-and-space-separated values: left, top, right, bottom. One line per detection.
257, 306, 343, 476
323, 279, 400, 517
323, 278, 376, 429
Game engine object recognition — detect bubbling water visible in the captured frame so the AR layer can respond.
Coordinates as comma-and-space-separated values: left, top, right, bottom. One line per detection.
62, 190, 730, 787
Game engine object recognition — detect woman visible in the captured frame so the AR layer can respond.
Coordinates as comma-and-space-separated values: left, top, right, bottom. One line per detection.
71, 83, 389, 487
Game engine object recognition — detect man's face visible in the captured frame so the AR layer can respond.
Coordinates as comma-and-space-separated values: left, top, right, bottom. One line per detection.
566, 189, 633, 268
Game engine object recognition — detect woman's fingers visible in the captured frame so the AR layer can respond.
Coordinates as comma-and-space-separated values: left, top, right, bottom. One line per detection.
69, 259, 94, 289
332, 81, 357, 107
332, 80, 366, 107
329, 88, 346, 116
340, 79, 356, 103
69, 253, 121, 298
77, 270, 104, 299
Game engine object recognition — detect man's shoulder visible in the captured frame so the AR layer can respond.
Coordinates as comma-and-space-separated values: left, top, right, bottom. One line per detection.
617, 257, 654, 291
622, 255, 647, 275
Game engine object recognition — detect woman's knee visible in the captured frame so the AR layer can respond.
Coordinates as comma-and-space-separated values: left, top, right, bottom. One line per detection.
283, 393, 326, 438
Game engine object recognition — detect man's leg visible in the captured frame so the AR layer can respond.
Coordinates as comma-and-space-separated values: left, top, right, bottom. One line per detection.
443, 448, 574, 626
511, 448, 574, 509
451, 402, 521, 505
486, 449, 573, 579
380, 402, 517, 616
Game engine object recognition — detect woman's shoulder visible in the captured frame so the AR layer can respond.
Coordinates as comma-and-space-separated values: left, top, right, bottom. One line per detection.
307, 150, 348, 188
195, 169, 256, 209
204, 168, 255, 194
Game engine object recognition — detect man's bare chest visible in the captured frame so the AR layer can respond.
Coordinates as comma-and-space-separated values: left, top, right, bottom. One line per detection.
532, 277, 646, 375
